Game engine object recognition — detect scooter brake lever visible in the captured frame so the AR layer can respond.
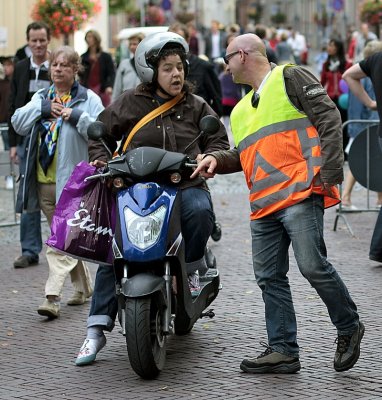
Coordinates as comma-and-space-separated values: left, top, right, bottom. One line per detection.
84, 171, 111, 181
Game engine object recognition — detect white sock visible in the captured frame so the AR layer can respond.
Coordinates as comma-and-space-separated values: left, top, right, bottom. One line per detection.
87, 326, 104, 339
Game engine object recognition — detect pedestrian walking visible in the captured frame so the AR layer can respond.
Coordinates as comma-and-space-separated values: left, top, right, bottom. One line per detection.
343, 41, 382, 264
112, 32, 144, 102
11, 46, 104, 318
192, 33, 364, 374
79, 30, 115, 107
8, 21, 51, 269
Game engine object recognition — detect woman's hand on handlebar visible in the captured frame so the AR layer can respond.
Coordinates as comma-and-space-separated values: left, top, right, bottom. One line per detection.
90, 159, 107, 168
190, 155, 217, 179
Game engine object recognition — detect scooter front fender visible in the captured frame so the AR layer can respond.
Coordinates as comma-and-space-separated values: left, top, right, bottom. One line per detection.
122, 273, 165, 298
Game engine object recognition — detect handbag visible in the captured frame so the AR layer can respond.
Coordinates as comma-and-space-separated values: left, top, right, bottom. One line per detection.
46, 161, 116, 265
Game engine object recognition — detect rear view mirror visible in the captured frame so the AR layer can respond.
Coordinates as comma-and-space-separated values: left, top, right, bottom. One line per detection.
87, 121, 107, 141
199, 115, 220, 136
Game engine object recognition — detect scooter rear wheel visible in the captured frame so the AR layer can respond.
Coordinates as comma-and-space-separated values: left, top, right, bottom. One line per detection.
125, 296, 166, 379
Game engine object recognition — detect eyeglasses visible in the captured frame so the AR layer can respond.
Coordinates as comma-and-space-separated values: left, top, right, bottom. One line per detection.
223, 49, 248, 65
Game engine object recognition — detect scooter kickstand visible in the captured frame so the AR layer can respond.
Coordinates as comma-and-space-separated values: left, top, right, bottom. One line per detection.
200, 309, 215, 319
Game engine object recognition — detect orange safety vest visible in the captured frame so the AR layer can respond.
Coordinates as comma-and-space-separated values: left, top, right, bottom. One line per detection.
230, 65, 340, 220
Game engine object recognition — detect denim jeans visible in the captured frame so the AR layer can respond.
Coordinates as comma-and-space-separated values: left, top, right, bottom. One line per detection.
250, 194, 359, 358
17, 138, 42, 258
20, 211, 42, 258
87, 187, 214, 330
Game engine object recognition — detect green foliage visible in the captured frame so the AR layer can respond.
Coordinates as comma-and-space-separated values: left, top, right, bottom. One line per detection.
109, 0, 136, 14
360, 0, 382, 24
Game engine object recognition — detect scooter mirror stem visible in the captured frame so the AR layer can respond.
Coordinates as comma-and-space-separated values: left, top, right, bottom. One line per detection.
100, 139, 113, 158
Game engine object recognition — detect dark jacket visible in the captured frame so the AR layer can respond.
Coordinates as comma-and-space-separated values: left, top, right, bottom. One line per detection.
8, 58, 35, 147
187, 54, 223, 116
210, 65, 344, 186
0, 77, 11, 123
79, 51, 115, 92
88, 83, 229, 189
204, 30, 227, 60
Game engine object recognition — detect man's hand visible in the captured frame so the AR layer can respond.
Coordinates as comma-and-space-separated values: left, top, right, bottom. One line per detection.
9, 146, 18, 164
190, 155, 217, 179
321, 182, 336, 197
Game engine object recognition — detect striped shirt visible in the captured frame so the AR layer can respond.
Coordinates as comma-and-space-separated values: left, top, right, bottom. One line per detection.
28, 58, 50, 101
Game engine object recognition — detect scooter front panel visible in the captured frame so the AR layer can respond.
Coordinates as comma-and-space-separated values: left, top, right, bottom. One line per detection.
117, 183, 180, 262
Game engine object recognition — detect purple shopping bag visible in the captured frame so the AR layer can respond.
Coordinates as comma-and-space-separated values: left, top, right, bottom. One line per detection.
47, 161, 116, 265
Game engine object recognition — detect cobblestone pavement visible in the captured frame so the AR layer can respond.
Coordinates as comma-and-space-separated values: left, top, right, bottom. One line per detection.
1, 168, 382, 399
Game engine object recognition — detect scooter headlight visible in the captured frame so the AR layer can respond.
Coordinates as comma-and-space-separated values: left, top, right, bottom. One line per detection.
124, 205, 167, 249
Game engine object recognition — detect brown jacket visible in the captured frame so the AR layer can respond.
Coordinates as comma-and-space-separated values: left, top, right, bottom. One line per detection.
89, 83, 230, 188
211, 65, 344, 186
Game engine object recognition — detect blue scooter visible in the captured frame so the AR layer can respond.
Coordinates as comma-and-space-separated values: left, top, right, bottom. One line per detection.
87, 116, 221, 379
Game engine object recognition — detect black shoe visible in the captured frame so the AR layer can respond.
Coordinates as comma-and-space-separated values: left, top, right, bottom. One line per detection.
211, 221, 222, 242
240, 343, 301, 374
14, 255, 39, 268
334, 321, 365, 372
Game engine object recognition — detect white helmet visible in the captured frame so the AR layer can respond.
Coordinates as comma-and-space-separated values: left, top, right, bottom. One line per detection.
135, 32, 189, 83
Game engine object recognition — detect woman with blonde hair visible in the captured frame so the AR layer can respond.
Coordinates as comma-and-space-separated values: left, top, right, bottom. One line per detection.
12, 46, 104, 318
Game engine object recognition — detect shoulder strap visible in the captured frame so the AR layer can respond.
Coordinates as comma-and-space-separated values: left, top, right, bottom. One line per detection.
120, 92, 184, 154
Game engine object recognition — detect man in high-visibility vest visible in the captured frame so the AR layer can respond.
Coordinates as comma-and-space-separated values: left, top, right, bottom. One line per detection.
192, 33, 363, 374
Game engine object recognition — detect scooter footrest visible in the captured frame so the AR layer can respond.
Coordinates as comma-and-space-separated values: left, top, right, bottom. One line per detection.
199, 268, 218, 282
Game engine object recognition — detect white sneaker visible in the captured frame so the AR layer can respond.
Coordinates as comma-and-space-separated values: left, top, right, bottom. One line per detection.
75, 335, 106, 366
5, 176, 13, 190
188, 270, 201, 297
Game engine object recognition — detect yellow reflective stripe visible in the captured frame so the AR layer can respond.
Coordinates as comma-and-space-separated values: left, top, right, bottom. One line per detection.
230, 65, 305, 147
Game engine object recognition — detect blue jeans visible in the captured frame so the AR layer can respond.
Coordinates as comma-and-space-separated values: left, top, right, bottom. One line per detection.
87, 187, 214, 330
250, 194, 359, 358
17, 139, 42, 259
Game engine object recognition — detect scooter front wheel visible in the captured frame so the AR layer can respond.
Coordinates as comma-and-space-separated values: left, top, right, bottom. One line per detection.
125, 296, 166, 379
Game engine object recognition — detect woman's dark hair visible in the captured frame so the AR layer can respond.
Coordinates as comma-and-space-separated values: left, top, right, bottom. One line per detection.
145, 44, 194, 93
324, 38, 347, 72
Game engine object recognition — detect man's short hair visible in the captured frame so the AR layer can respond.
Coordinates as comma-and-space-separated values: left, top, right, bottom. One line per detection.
26, 21, 51, 41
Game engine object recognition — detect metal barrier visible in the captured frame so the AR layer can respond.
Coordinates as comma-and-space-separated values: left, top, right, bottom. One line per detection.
333, 119, 381, 237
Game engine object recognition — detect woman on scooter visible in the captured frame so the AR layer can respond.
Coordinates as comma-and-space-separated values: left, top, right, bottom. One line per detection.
75, 32, 229, 366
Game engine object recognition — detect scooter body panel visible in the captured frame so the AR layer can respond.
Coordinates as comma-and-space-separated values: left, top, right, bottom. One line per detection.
116, 183, 179, 262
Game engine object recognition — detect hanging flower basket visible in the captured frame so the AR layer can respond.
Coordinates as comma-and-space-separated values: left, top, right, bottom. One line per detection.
360, 0, 382, 25
31, 0, 102, 41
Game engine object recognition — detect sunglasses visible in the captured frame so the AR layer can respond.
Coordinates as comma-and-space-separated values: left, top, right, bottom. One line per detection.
223, 49, 248, 65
